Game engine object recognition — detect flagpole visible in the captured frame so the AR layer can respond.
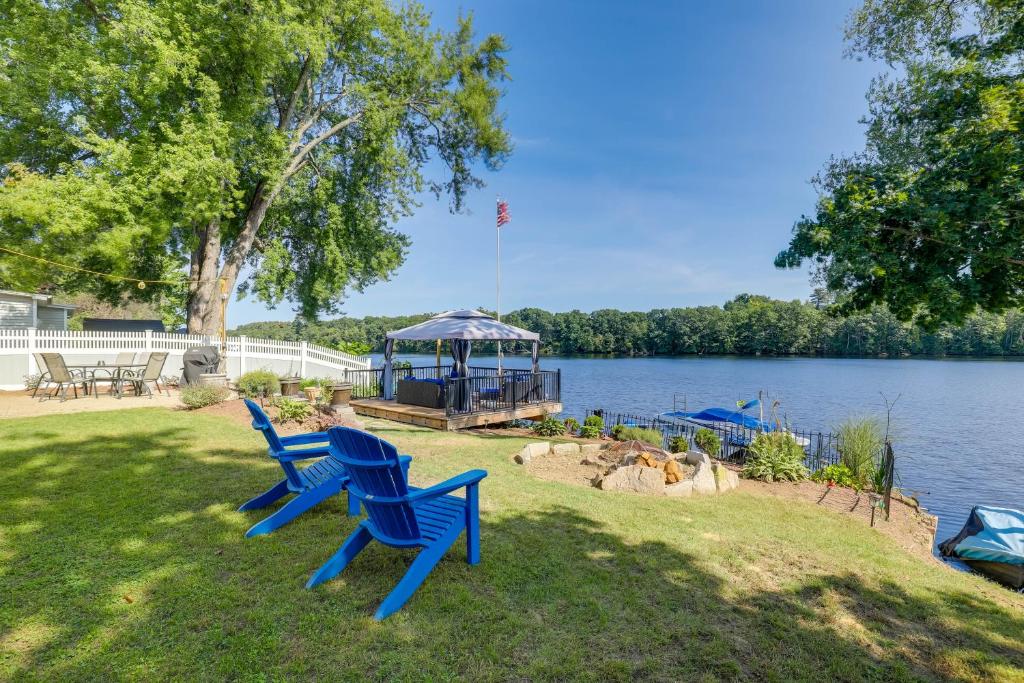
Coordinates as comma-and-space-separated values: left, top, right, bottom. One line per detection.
496, 196, 502, 374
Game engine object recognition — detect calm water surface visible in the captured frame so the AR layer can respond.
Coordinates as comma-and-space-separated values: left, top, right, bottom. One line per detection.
380, 353, 1023, 547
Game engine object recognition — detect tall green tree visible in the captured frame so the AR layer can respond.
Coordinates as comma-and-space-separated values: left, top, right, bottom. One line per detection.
0, 0, 510, 332
776, 0, 1024, 327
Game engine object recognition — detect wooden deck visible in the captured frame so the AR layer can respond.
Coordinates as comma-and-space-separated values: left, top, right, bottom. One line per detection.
350, 398, 563, 431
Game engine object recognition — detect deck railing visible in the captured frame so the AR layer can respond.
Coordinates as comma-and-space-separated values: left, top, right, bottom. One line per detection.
348, 364, 561, 417
588, 409, 844, 472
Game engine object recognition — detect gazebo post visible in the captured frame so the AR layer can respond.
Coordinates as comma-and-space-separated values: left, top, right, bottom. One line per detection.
435, 339, 441, 375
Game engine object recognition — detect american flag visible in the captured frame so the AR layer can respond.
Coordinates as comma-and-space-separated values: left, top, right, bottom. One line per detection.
497, 200, 510, 227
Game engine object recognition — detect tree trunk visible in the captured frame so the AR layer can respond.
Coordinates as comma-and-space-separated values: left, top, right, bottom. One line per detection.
186, 217, 224, 335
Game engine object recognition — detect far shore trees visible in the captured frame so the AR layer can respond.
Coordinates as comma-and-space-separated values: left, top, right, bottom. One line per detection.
0, 1, 510, 333
777, 0, 1024, 327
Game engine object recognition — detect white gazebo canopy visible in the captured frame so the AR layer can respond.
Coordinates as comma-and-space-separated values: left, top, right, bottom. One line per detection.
386, 309, 539, 341
381, 310, 541, 401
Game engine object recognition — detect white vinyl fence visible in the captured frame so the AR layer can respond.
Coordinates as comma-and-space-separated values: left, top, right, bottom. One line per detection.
0, 329, 371, 390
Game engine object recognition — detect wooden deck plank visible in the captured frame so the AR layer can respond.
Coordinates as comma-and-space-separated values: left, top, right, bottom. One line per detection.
350, 398, 562, 431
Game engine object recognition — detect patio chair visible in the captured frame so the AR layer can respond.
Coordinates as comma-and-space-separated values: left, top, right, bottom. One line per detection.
239, 399, 378, 537
89, 351, 137, 397
30, 352, 51, 398
38, 353, 89, 402
307, 426, 486, 620
118, 352, 169, 398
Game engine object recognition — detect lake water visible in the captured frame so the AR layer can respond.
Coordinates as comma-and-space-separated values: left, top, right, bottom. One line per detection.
378, 353, 1023, 547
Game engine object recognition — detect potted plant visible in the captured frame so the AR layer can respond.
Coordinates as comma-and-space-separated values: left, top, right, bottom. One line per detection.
279, 376, 300, 397
328, 382, 352, 408
302, 385, 321, 402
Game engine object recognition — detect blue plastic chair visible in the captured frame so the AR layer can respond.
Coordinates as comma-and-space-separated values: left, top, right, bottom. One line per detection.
307, 426, 487, 620
238, 399, 362, 537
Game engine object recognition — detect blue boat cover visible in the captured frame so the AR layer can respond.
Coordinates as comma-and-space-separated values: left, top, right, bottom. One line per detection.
661, 407, 775, 432
940, 506, 1024, 566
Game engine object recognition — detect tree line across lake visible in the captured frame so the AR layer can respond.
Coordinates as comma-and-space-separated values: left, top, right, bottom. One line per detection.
231, 294, 1024, 358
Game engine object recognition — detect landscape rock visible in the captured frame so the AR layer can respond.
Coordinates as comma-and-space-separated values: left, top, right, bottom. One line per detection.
514, 441, 551, 465
597, 465, 665, 495
711, 463, 740, 492
580, 443, 605, 454
685, 450, 711, 467
691, 459, 718, 495
665, 480, 693, 497
551, 442, 581, 457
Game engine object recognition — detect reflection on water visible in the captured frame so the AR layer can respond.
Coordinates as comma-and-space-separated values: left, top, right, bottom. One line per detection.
376, 353, 1023, 546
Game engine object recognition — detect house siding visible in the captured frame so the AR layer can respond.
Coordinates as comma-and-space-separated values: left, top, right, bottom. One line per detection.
36, 306, 66, 330
0, 296, 33, 328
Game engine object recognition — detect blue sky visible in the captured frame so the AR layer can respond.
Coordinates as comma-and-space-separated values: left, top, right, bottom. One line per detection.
230, 0, 886, 326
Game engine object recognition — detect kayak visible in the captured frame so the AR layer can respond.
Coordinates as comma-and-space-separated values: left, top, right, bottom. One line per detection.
939, 505, 1024, 589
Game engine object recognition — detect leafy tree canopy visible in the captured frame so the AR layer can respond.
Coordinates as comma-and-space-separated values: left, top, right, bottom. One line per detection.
0, 0, 510, 331
776, 0, 1024, 328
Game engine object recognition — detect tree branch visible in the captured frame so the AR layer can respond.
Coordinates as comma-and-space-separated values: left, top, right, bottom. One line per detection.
279, 56, 313, 132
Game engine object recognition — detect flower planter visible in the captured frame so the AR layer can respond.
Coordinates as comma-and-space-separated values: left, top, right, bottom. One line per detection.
303, 386, 321, 402
279, 377, 300, 397
329, 382, 352, 408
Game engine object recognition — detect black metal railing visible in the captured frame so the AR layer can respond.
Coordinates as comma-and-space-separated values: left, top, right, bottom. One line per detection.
445, 369, 560, 416
346, 365, 561, 417
587, 409, 843, 472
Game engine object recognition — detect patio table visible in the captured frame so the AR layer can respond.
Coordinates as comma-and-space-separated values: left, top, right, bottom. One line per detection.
67, 363, 147, 399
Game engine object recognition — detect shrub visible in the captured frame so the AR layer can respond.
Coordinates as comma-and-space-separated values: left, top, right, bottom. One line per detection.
532, 417, 566, 437
742, 432, 808, 482
836, 417, 884, 487
563, 417, 580, 434
694, 428, 721, 456
273, 397, 313, 423
579, 425, 601, 439
810, 464, 861, 490
668, 435, 690, 453
583, 414, 604, 430
179, 384, 229, 409
237, 369, 280, 398
616, 426, 663, 447
610, 424, 626, 440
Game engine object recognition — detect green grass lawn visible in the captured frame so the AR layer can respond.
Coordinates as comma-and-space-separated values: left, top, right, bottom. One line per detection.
1, 408, 1021, 681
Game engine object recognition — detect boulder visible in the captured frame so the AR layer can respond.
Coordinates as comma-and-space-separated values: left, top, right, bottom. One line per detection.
580, 443, 605, 454
691, 459, 718, 495
665, 480, 693, 497
551, 442, 581, 457
685, 450, 711, 467
711, 463, 739, 492
514, 441, 551, 465
597, 465, 665, 495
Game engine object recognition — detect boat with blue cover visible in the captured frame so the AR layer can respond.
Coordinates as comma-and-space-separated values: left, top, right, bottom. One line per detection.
939, 505, 1024, 589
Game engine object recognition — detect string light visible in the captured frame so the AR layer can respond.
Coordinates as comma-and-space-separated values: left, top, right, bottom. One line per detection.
0, 245, 218, 285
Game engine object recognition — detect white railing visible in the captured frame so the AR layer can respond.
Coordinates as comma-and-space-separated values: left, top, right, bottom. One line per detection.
0, 328, 371, 382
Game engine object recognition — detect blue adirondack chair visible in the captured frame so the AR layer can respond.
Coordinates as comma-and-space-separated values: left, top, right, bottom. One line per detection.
238, 399, 363, 537
307, 426, 487, 620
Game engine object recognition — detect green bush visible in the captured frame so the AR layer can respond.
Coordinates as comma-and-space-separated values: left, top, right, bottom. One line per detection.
583, 414, 604, 430
532, 417, 566, 437
236, 369, 280, 398
610, 424, 626, 440
742, 432, 808, 482
179, 384, 229, 410
616, 426, 663, 447
836, 417, 884, 487
694, 428, 721, 456
563, 417, 580, 434
810, 463, 861, 490
273, 397, 313, 424
668, 435, 690, 453
579, 425, 601, 439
